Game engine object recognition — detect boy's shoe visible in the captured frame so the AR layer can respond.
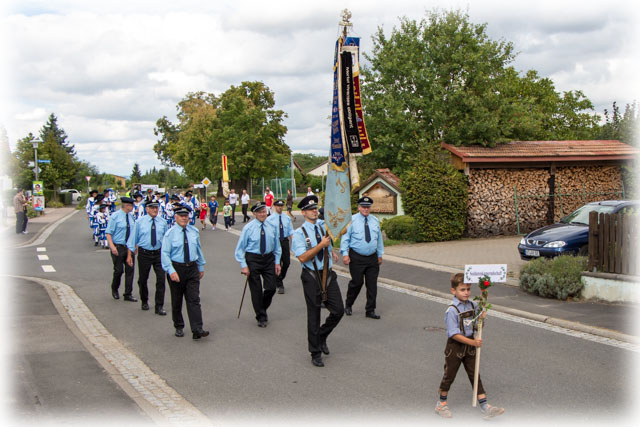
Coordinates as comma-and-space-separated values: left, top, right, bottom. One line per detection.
435, 401, 452, 418
482, 405, 504, 420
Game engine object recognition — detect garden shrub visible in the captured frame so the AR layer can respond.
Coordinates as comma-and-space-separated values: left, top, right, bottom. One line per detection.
519, 255, 587, 300
381, 215, 420, 242
400, 148, 468, 242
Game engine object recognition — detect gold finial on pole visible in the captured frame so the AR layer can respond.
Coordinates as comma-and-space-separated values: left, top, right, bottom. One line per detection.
339, 9, 352, 38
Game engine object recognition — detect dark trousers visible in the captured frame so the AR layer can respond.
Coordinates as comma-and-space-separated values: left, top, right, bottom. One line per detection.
137, 248, 165, 307
301, 269, 344, 357
276, 238, 290, 288
439, 338, 485, 395
15, 211, 27, 233
231, 204, 237, 224
242, 204, 249, 222
345, 249, 379, 313
209, 213, 218, 226
167, 263, 203, 332
224, 216, 231, 229
111, 244, 134, 296
245, 252, 277, 322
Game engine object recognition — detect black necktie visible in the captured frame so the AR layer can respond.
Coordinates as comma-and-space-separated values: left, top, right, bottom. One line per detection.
279, 216, 284, 241
364, 216, 371, 243
125, 213, 130, 241
151, 217, 156, 247
315, 225, 323, 262
183, 227, 190, 262
260, 223, 266, 254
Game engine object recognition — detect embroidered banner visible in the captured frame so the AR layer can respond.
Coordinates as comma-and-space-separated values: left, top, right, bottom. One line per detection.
222, 154, 229, 182
340, 50, 362, 154
325, 37, 353, 240
345, 36, 372, 155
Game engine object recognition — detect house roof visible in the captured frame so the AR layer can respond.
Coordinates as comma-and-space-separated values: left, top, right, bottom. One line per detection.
359, 168, 401, 192
441, 140, 639, 163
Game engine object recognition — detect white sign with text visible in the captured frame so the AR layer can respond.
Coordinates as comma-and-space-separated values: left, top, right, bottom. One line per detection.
464, 264, 507, 283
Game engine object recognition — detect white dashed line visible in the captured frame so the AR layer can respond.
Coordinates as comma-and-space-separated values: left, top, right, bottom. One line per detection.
38, 254, 49, 261
41, 265, 56, 272
37, 247, 47, 252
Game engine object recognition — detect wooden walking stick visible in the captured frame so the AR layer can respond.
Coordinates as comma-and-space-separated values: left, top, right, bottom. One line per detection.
237, 275, 249, 318
472, 275, 493, 407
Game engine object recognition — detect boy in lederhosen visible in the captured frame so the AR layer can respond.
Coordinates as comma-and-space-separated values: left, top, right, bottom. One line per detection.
435, 273, 504, 420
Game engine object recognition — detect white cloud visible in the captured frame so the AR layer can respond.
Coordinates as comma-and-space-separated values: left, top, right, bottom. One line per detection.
2, 0, 638, 176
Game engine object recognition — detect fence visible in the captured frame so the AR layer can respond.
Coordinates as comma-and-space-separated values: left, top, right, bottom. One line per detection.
587, 212, 638, 275
514, 184, 626, 235
248, 177, 296, 200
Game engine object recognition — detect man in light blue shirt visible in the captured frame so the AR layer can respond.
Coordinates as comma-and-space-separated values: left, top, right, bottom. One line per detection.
266, 200, 293, 294
106, 196, 137, 302
126, 200, 168, 315
235, 202, 281, 328
340, 196, 384, 319
161, 205, 209, 340
291, 195, 344, 367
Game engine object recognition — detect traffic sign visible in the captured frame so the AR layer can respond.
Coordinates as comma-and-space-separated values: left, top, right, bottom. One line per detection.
86, 176, 92, 182
37, 159, 51, 163
33, 167, 41, 174
201, 177, 211, 186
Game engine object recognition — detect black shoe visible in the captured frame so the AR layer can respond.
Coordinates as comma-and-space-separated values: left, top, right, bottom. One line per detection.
124, 295, 138, 302
155, 306, 167, 316
193, 329, 210, 340
320, 342, 330, 355
311, 355, 324, 367
94, 241, 98, 246
175, 328, 184, 337
344, 306, 352, 316
141, 303, 149, 311
277, 286, 285, 294
366, 311, 381, 319
257, 320, 267, 328
112, 291, 120, 300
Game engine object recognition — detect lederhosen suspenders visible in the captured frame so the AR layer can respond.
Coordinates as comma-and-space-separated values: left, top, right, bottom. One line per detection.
301, 226, 328, 301
449, 303, 477, 338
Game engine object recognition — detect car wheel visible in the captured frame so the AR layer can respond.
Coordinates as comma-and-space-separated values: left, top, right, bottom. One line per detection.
577, 245, 588, 256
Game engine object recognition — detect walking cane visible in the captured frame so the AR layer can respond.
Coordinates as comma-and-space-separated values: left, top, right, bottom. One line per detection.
472, 320, 484, 407
237, 275, 249, 318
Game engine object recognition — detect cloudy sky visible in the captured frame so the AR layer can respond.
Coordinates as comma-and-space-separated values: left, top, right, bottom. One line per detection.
1, 0, 638, 177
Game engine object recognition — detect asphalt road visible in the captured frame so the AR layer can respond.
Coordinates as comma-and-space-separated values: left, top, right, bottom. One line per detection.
7, 210, 639, 425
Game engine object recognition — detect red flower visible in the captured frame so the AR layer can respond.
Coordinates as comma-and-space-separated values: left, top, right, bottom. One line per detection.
483, 280, 490, 287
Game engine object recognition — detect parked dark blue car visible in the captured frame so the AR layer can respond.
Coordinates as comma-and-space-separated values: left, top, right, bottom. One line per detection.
517, 200, 638, 260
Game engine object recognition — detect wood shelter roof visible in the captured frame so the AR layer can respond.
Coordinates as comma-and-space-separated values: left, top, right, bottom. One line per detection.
441, 140, 639, 164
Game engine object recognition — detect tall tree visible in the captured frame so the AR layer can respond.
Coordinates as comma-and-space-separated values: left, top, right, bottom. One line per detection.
360, 9, 599, 174
39, 113, 75, 155
597, 101, 638, 145
130, 163, 142, 182
154, 82, 289, 188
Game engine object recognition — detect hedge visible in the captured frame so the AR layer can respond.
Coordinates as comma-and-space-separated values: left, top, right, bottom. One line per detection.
400, 149, 468, 242
519, 255, 587, 300
381, 215, 420, 242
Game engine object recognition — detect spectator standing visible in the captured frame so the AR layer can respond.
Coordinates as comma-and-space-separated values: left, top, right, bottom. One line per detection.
228, 189, 238, 225
13, 189, 28, 234
241, 189, 250, 223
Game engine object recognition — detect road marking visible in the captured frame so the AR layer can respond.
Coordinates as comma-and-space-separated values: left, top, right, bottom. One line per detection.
37, 255, 49, 261
37, 247, 46, 252
41, 265, 56, 272
9, 275, 211, 425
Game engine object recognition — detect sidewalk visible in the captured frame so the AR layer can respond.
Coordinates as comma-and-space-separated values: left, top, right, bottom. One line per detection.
0, 207, 77, 248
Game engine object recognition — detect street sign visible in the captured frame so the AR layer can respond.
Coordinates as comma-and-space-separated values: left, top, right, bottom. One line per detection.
464, 264, 507, 283
37, 159, 51, 163
201, 177, 211, 186
33, 167, 41, 174
85, 176, 92, 182
28, 161, 34, 167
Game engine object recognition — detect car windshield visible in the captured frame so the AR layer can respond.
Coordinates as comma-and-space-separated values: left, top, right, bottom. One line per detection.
560, 204, 617, 225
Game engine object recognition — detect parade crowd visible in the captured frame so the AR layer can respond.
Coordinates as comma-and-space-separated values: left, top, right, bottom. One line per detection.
84, 185, 503, 420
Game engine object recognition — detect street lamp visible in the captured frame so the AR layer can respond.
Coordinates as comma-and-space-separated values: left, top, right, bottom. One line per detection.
32, 140, 41, 181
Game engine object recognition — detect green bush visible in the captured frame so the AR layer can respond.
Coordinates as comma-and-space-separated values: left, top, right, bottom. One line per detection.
47, 200, 65, 208
519, 255, 587, 300
400, 148, 468, 242
381, 215, 420, 242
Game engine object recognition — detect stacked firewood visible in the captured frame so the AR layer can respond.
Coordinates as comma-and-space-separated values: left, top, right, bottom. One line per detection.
553, 166, 624, 221
466, 168, 550, 237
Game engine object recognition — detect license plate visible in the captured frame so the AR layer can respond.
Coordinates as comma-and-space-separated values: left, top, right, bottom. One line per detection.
525, 249, 540, 257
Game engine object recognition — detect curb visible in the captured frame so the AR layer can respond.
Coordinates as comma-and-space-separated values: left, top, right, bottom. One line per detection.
332, 264, 639, 345
14, 209, 78, 248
